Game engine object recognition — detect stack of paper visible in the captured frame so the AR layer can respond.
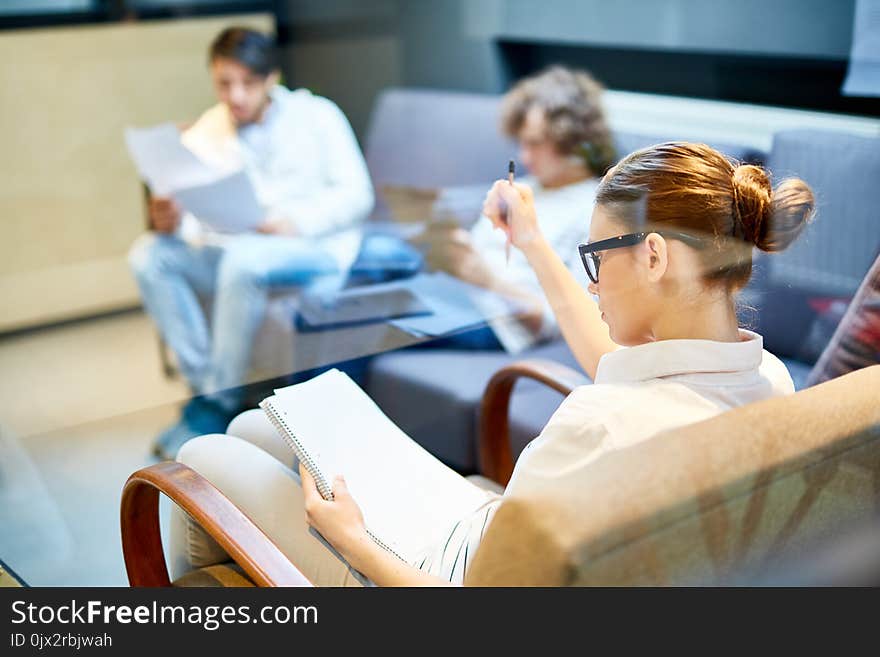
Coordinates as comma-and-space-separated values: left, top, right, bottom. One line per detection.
389, 272, 528, 338
124, 123, 264, 233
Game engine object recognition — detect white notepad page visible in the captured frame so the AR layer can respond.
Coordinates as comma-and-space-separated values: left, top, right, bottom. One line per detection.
260, 369, 495, 563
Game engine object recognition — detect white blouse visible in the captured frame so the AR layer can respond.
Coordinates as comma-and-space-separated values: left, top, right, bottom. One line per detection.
412, 329, 795, 583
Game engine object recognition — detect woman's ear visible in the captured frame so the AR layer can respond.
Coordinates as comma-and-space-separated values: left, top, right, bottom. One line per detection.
644, 233, 669, 283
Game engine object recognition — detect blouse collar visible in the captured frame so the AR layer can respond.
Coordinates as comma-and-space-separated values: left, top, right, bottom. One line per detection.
594, 329, 764, 385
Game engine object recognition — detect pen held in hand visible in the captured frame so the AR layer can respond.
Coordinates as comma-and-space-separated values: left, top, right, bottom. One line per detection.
505, 159, 515, 265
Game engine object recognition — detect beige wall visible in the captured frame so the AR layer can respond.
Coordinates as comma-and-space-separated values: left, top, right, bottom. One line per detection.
0, 13, 273, 332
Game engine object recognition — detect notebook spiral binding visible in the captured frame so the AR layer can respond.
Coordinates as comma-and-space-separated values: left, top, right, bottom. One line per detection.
261, 400, 333, 499
260, 400, 407, 564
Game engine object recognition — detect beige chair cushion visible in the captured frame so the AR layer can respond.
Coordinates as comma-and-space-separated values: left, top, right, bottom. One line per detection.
173, 563, 255, 588
466, 365, 880, 586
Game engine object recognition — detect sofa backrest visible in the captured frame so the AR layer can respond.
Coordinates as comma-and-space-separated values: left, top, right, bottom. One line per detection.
613, 131, 766, 166
763, 130, 880, 296
363, 88, 515, 220
362, 87, 769, 221
465, 365, 880, 586
750, 129, 880, 362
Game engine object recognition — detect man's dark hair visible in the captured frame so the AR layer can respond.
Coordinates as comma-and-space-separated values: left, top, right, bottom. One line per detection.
209, 27, 279, 77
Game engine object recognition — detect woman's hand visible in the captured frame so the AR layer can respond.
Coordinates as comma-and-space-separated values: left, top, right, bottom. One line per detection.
482, 181, 543, 252
299, 464, 371, 565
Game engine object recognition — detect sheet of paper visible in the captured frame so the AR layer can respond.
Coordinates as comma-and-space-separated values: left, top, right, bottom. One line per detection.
172, 170, 265, 234
125, 123, 265, 232
124, 123, 220, 194
390, 272, 527, 337
267, 369, 494, 562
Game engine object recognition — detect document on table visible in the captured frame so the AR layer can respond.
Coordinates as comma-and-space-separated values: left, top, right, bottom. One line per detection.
389, 272, 529, 338
124, 123, 264, 233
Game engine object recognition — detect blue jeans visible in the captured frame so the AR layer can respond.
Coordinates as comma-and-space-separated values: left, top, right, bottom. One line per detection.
128, 233, 338, 405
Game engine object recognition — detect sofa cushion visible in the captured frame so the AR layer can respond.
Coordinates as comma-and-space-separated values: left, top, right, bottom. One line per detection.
345, 233, 424, 287
753, 284, 850, 365
172, 563, 254, 587
752, 130, 880, 360
763, 130, 880, 297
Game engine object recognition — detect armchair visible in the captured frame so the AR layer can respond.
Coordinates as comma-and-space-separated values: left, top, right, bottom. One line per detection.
120, 357, 586, 587
121, 363, 880, 587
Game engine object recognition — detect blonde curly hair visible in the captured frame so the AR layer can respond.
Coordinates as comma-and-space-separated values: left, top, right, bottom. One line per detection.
500, 66, 616, 175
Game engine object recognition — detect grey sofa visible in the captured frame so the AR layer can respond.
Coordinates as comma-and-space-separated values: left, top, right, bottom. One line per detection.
750, 129, 880, 384
361, 88, 880, 474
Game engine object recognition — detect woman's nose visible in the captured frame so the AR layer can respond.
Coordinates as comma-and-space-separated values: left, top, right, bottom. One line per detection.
588, 281, 599, 296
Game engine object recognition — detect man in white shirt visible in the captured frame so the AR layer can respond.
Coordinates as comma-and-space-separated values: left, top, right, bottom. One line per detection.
128, 27, 374, 458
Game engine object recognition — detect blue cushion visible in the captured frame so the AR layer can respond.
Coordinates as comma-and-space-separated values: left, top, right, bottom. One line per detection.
346, 233, 423, 287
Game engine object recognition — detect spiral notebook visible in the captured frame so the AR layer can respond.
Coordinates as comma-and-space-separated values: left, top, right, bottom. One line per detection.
259, 369, 495, 563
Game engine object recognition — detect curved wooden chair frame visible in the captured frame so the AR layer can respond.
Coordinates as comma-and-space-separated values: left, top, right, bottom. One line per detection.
121, 461, 311, 586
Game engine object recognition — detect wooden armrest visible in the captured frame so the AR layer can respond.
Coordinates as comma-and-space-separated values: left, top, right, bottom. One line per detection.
120, 461, 312, 587
478, 359, 589, 486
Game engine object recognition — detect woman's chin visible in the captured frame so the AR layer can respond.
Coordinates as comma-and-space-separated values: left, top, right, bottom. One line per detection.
607, 326, 643, 348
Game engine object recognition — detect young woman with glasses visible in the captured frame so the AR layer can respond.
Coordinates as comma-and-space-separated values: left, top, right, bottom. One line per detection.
170, 142, 815, 586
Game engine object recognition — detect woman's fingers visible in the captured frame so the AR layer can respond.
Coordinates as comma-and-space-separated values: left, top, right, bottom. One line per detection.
494, 180, 518, 203
332, 475, 350, 499
514, 181, 533, 201
482, 187, 502, 220
482, 182, 512, 233
483, 179, 542, 250
299, 463, 319, 500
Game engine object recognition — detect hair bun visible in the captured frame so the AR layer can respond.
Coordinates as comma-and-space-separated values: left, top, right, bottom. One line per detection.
731, 164, 771, 244
732, 164, 814, 252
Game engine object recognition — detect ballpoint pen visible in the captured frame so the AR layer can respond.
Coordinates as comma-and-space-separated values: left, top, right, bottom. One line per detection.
506, 159, 515, 265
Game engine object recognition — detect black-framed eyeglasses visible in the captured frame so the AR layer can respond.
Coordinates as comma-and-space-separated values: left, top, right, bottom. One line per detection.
578, 231, 705, 283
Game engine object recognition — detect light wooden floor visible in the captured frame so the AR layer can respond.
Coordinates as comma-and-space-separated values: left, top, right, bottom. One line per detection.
0, 310, 191, 438
0, 310, 190, 586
